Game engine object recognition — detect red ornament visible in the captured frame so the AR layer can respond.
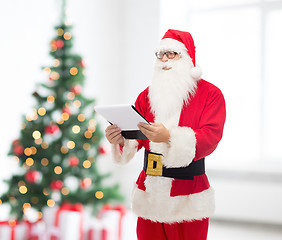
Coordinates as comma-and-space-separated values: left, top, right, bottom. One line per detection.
70, 85, 82, 95
79, 60, 85, 68
55, 39, 64, 49
25, 170, 41, 184
50, 180, 63, 190
45, 124, 60, 134
62, 107, 71, 115
12, 139, 20, 146
68, 156, 79, 167
98, 146, 107, 155
13, 145, 24, 156
80, 178, 92, 189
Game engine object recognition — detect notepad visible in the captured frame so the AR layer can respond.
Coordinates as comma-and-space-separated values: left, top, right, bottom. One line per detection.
94, 104, 149, 139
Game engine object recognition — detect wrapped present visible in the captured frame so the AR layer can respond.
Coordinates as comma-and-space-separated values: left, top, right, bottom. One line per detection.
99, 205, 126, 240
43, 202, 83, 240
0, 220, 37, 240
26, 220, 48, 240
97, 205, 137, 240
87, 218, 109, 240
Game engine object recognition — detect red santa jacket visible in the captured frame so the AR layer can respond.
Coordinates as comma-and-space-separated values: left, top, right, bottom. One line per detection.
112, 79, 226, 223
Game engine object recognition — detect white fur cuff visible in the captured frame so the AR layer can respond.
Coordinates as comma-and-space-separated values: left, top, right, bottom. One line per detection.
162, 127, 196, 168
111, 139, 138, 165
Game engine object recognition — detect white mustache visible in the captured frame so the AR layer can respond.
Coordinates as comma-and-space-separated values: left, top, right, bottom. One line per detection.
155, 61, 174, 70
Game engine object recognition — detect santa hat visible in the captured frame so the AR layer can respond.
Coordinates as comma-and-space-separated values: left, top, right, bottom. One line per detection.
156, 29, 202, 80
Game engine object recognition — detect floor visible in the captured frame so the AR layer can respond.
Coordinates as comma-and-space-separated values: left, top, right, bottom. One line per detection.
208, 220, 282, 240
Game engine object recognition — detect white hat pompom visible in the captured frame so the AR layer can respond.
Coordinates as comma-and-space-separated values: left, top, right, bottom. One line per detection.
190, 66, 202, 80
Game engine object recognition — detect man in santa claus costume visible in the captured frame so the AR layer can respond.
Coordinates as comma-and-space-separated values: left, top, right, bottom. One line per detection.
105, 29, 226, 240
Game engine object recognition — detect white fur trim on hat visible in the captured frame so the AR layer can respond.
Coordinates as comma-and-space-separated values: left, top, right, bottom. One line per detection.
111, 139, 138, 165
162, 126, 196, 168
190, 65, 203, 80
155, 38, 187, 54
131, 181, 215, 223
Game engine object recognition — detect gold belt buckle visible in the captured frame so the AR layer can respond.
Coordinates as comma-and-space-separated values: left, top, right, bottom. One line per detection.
146, 153, 163, 176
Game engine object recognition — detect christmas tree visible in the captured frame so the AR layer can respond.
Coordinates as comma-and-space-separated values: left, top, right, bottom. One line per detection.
0, 2, 122, 221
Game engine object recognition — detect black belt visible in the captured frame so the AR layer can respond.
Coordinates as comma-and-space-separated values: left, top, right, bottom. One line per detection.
143, 150, 205, 180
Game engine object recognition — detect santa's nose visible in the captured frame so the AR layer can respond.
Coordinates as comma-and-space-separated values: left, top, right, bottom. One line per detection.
160, 55, 169, 62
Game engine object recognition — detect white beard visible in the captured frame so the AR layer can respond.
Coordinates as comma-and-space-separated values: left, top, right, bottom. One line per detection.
149, 54, 198, 125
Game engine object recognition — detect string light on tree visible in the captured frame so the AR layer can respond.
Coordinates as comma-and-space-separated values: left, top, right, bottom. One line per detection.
83, 143, 91, 151
38, 107, 46, 116
78, 114, 85, 122
73, 100, 81, 108
41, 142, 49, 149
32, 130, 41, 140
84, 131, 92, 139
19, 186, 28, 194
24, 148, 32, 156
63, 32, 71, 40
54, 166, 62, 175
49, 71, 60, 80
47, 199, 55, 207
25, 158, 34, 167
72, 125, 80, 134
95, 191, 104, 199
67, 141, 75, 149
57, 28, 64, 36
41, 158, 49, 166
35, 138, 43, 145
47, 96, 55, 103
44, 67, 51, 74
83, 160, 91, 168
60, 146, 68, 154
70, 67, 78, 75
61, 187, 70, 195
67, 92, 75, 100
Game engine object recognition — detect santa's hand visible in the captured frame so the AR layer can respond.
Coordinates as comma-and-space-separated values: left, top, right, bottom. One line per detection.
105, 124, 124, 146
138, 122, 170, 143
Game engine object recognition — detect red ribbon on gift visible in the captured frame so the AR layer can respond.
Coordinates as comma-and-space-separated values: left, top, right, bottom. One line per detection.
100, 204, 127, 240
88, 228, 108, 240
0, 219, 43, 240
0, 220, 17, 240
54, 202, 84, 240
24, 219, 42, 240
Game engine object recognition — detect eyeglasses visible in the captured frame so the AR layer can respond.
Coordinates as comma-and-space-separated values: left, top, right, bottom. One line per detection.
155, 51, 180, 59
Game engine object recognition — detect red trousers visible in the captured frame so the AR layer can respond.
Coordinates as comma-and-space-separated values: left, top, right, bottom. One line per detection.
136, 217, 209, 240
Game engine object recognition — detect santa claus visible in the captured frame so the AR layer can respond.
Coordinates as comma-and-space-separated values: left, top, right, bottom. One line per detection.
105, 29, 226, 240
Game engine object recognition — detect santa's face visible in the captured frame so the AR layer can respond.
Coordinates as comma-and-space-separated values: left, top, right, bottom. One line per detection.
157, 52, 182, 70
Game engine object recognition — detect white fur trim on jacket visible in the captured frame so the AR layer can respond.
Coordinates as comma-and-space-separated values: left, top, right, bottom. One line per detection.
131, 178, 215, 223
162, 126, 196, 168
111, 139, 138, 165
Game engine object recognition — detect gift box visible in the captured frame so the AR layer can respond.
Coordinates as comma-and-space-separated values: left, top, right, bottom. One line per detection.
0, 221, 27, 240
86, 218, 109, 240
96, 205, 137, 240
43, 202, 83, 240
0, 220, 45, 240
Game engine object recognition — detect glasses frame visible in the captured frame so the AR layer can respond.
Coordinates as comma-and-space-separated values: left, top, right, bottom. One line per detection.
155, 51, 181, 59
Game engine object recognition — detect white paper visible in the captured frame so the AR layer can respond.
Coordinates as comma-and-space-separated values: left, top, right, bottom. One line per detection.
94, 105, 148, 130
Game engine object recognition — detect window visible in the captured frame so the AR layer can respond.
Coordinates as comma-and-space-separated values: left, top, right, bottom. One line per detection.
160, 0, 282, 169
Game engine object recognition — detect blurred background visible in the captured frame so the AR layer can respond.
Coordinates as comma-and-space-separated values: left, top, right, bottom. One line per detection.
0, 0, 282, 239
